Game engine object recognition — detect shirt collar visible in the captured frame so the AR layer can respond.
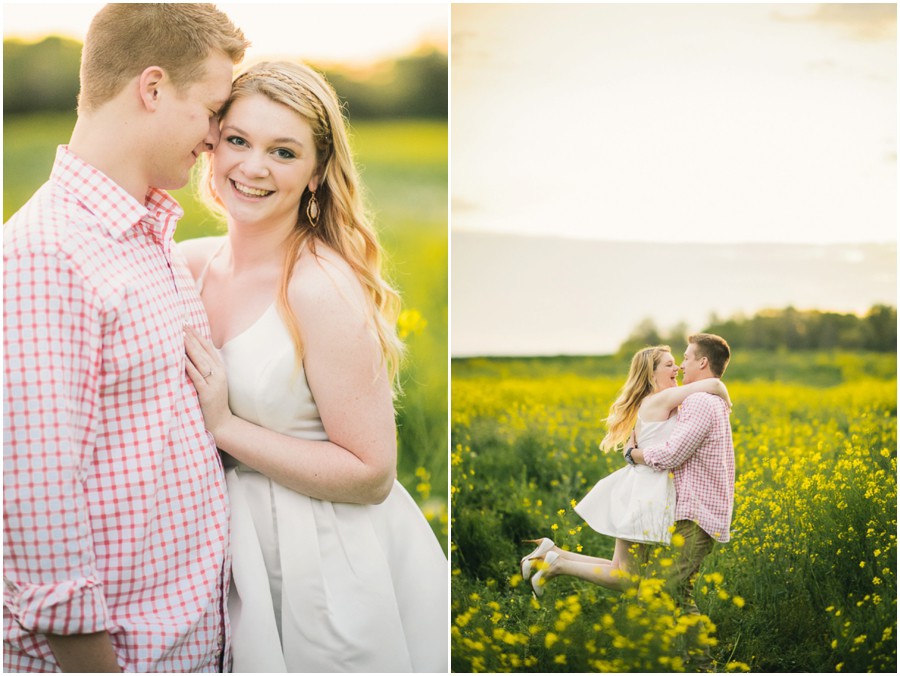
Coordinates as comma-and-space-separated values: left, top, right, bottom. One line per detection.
144, 187, 185, 244
50, 145, 184, 241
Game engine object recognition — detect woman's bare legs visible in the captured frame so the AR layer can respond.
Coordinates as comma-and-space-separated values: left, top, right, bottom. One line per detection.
543, 539, 639, 592
522, 539, 613, 571
551, 547, 612, 565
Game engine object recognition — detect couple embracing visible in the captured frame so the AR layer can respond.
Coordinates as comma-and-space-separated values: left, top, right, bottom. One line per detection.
521, 334, 735, 635
3, 4, 446, 673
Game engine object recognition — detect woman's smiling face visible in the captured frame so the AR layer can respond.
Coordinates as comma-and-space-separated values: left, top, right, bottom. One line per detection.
212, 93, 319, 229
653, 351, 679, 391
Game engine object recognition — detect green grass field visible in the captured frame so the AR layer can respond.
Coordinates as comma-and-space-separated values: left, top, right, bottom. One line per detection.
451, 354, 896, 672
4, 112, 448, 549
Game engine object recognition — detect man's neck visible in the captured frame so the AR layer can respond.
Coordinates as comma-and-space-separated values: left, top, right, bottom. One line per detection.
69, 111, 149, 203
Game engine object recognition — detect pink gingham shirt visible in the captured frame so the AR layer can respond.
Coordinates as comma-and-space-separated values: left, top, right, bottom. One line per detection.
641, 392, 735, 543
3, 146, 230, 672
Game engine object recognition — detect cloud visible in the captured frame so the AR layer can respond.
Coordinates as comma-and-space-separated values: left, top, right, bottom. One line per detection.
776, 3, 897, 41
451, 197, 481, 214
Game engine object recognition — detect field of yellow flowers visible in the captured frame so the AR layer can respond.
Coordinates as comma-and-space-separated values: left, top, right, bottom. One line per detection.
450, 353, 896, 672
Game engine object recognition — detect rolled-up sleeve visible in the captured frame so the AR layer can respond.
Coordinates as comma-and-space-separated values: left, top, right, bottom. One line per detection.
3, 248, 110, 635
642, 394, 715, 471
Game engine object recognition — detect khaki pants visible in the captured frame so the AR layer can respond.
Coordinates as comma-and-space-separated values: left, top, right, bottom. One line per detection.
671, 520, 715, 668
635, 520, 716, 668
635, 520, 715, 609
668, 520, 715, 615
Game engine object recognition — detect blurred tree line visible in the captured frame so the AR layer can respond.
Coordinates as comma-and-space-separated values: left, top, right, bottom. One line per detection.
3, 37, 81, 114
3, 36, 447, 119
617, 305, 897, 356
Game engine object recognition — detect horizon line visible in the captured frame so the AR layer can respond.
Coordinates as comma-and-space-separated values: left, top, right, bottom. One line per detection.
451, 229, 898, 247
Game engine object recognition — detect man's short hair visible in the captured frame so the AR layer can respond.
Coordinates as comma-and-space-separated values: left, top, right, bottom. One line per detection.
689, 333, 731, 377
78, 3, 249, 113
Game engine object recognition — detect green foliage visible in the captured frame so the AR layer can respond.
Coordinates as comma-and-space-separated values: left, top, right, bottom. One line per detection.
616, 318, 691, 358
704, 305, 897, 353
323, 48, 448, 119
451, 356, 896, 672
2, 36, 447, 119
4, 112, 448, 551
3, 112, 75, 219
620, 306, 897, 357
453, 351, 897, 388
3, 37, 81, 114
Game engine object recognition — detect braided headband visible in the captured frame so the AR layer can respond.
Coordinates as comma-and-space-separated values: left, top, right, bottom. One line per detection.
232, 66, 333, 147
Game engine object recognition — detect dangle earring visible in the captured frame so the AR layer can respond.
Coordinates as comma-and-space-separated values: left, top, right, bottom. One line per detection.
306, 190, 320, 228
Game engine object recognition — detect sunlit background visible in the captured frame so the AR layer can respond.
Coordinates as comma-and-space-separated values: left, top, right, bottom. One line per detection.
3, 2, 448, 64
451, 3, 896, 356
3, 2, 450, 547
448, 9, 896, 674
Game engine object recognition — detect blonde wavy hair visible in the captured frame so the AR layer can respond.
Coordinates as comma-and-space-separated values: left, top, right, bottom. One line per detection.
200, 61, 404, 392
599, 345, 672, 452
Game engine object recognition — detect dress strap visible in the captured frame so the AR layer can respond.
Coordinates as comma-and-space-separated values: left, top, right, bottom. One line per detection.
196, 239, 228, 294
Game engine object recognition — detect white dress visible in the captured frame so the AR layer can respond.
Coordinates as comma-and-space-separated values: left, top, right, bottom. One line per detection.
214, 301, 448, 673
574, 416, 677, 545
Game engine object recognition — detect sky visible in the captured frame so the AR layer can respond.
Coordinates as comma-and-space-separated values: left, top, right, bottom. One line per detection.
452, 3, 896, 244
2, 2, 448, 64
451, 236, 896, 355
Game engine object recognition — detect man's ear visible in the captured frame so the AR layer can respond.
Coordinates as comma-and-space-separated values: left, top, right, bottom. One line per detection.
699, 356, 709, 370
138, 66, 166, 111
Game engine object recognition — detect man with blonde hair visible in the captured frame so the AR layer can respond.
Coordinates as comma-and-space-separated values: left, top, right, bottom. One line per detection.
4, 4, 248, 672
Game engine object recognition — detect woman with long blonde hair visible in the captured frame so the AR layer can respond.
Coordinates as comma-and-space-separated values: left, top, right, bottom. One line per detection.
179, 61, 446, 672
520, 345, 730, 595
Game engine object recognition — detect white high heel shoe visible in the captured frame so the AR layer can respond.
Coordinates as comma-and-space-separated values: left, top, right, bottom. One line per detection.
531, 550, 559, 597
520, 538, 555, 580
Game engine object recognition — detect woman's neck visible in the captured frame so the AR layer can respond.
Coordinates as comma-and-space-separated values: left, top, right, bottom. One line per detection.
224, 217, 296, 273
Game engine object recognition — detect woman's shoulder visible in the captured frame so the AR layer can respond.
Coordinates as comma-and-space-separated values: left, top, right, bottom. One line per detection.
288, 241, 367, 318
637, 392, 670, 421
178, 235, 226, 279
